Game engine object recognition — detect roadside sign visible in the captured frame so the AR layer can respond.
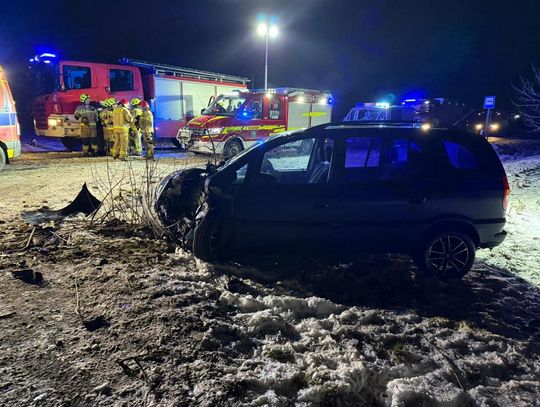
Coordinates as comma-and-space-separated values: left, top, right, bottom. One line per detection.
484, 96, 496, 109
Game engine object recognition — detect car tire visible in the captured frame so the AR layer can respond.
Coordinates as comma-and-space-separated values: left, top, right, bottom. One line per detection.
0, 146, 6, 171
413, 230, 476, 279
61, 137, 82, 152
192, 210, 226, 262
223, 139, 243, 159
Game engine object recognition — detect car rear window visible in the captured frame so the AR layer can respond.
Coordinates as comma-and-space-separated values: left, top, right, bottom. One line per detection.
443, 141, 479, 169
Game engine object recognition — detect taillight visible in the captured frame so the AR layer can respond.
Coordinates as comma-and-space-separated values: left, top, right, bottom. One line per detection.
502, 176, 510, 211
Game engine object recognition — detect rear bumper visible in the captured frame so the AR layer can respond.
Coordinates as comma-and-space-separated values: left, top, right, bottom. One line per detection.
475, 220, 507, 248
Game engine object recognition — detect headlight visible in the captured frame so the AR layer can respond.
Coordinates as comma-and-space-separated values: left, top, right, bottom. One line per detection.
206, 127, 223, 135
48, 118, 62, 127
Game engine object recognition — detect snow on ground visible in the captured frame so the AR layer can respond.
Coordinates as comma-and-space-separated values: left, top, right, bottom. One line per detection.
477, 139, 540, 286
1, 137, 540, 406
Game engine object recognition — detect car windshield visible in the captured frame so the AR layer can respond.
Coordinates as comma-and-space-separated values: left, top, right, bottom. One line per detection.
30, 63, 60, 95
202, 94, 246, 116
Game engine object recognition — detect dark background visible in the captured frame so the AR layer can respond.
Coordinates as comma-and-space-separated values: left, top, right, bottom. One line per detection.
1, 0, 539, 134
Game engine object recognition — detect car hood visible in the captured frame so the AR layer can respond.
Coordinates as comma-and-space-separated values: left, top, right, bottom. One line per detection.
187, 115, 231, 129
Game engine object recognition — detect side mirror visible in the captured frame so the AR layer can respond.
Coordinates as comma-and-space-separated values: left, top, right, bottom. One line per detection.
105, 86, 110, 93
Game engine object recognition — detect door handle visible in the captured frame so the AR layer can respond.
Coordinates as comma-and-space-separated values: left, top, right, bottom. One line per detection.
408, 197, 427, 204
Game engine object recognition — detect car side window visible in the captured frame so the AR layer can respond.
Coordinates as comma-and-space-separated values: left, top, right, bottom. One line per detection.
256, 137, 326, 184
233, 163, 248, 184
344, 136, 424, 181
443, 141, 479, 169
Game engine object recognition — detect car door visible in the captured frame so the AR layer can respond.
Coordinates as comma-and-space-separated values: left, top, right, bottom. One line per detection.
330, 129, 436, 253
230, 134, 338, 254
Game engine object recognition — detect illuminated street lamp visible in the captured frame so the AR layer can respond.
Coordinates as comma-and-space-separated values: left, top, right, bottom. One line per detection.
256, 15, 278, 90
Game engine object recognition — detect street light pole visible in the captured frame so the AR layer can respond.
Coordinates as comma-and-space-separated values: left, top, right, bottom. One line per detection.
257, 15, 278, 91
264, 31, 269, 90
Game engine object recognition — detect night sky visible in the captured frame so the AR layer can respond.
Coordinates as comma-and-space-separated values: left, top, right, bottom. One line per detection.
1, 0, 540, 132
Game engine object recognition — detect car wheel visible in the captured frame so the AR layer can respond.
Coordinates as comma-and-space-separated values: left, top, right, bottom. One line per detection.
0, 146, 6, 171
223, 139, 243, 159
192, 210, 226, 262
414, 231, 476, 279
61, 137, 82, 152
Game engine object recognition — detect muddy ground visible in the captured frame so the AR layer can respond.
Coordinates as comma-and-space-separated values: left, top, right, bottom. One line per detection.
1, 151, 539, 406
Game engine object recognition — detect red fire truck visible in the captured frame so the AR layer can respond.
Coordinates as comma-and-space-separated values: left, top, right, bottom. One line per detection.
29, 54, 249, 150
0, 64, 21, 171
177, 88, 333, 157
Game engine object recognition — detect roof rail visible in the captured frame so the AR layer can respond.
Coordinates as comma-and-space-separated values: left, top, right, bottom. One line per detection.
119, 58, 250, 85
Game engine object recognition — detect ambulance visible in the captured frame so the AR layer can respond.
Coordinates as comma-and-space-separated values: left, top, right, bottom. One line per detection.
0, 65, 21, 171
178, 88, 333, 157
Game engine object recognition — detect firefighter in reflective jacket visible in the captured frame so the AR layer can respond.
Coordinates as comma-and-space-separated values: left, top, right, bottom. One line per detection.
98, 98, 114, 154
74, 93, 98, 155
138, 100, 155, 159
111, 99, 133, 160
129, 98, 143, 156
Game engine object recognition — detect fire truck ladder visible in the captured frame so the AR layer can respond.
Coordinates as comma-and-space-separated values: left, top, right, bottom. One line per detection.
120, 58, 250, 85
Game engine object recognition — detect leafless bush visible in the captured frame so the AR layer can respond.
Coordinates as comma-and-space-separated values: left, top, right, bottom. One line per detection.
513, 65, 540, 133
87, 151, 206, 238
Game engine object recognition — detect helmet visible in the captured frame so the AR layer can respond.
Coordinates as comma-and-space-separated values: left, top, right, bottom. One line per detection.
108, 98, 117, 107
130, 98, 141, 106
100, 100, 107, 107
138, 100, 149, 109
80, 93, 90, 103
119, 98, 129, 107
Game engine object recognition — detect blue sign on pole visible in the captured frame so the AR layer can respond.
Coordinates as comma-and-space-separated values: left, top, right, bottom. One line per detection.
484, 96, 496, 109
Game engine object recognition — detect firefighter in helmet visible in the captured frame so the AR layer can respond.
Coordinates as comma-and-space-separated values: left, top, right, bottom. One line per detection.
111, 99, 133, 160
129, 98, 143, 156
74, 93, 98, 156
98, 98, 115, 155
138, 100, 155, 160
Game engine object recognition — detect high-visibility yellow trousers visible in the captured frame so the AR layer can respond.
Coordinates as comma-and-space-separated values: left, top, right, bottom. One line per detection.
112, 127, 129, 160
80, 123, 97, 154
142, 130, 155, 159
129, 128, 143, 155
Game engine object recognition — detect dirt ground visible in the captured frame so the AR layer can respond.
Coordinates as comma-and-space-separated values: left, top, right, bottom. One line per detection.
1, 151, 539, 406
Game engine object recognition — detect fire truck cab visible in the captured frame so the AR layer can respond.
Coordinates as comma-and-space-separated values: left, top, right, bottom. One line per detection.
178, 88, 333, 157
0, 65, 20, 171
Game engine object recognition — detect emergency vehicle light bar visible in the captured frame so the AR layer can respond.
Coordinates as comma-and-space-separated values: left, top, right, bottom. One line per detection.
249, 87, 331, 96
120, 58, 250, 85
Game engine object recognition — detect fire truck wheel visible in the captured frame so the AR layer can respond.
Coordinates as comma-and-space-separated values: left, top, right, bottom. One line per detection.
0, 146, 6, 171
192, 210, 226, 262
61, 137, 82, 152
223, 139, 243, 159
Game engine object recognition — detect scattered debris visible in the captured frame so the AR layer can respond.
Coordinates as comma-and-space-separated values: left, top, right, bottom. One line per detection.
11, 269, 43, 285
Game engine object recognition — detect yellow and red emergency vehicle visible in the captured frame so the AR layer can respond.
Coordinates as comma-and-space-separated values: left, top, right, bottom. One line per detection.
0, 65, 21, 171
178, 88, 333, 158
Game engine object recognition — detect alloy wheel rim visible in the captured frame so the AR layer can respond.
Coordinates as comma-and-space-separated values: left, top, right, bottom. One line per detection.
427, 235, 469, 276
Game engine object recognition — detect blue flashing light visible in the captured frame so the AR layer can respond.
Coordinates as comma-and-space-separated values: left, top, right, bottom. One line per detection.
404, 98, 417, 102
39, 52, 57, 59
327, 96, 334, 105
